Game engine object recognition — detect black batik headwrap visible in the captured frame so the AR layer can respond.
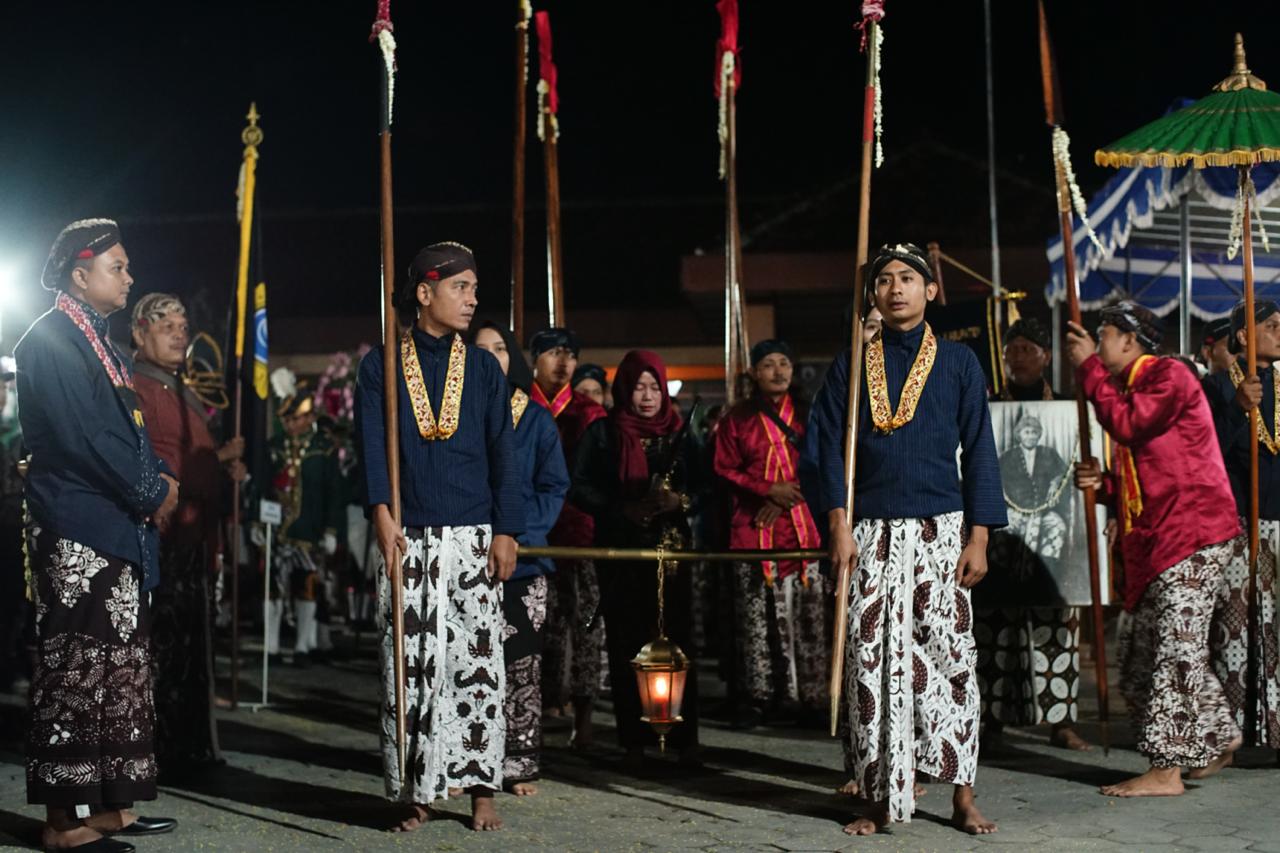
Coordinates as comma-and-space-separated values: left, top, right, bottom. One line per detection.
41, 218, 121, 291
529, 327, 581, 359
750, 338, 795, 366
572, 362, 607, 391
1229, 299, 1280, 354
399, 241, 477, 311
1202, 317, 1232, 349
1099, 301, 1163, 354
1004, 318, 1052, 351
472, 321, 533, 393
868, 242, 935, 283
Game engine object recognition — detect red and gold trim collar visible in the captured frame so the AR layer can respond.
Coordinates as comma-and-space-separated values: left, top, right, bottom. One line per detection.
530, 381, 573, 418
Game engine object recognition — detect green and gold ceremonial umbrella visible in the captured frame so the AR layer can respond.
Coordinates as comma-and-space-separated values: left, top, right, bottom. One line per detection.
1096, 33, 1277, 745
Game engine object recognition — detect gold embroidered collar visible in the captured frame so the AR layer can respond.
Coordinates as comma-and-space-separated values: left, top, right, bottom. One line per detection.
401, 331, 465, 440
1228, 360, 1280, 455
866, 323, 937, 434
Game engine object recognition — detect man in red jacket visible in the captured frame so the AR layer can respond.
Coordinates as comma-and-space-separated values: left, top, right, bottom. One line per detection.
1068, 301, 1241, 798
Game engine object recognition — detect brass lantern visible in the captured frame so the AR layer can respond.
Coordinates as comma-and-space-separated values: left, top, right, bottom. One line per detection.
631, 553, 691, 752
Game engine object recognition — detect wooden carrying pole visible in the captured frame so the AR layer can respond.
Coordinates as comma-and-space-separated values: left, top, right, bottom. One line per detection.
510, 0, 532, 343
229, 102, 262, 710
830, 16, 880, 738
1241, 164, 1261, 745
1040, 0, 1109, 753
371, 0, 407, 786
535, 11, 565, 327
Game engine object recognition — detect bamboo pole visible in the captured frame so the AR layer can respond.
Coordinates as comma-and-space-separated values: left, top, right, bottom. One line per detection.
830, 18, 880, 739
510, 1, 531, 343
371, 1, 407, 786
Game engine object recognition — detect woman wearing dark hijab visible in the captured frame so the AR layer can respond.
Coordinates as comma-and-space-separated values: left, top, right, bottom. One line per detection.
471, 321, 568, 795
570, 350, 701, 767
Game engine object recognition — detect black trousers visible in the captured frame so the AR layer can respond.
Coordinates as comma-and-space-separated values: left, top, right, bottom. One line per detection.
598, 559, 699, 751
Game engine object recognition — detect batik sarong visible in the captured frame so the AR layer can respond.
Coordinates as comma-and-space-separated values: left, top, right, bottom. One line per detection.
26, 529, 158, 809
1119, 539, 1239, 768
843, 512, 978, 823
542, 558, 603, 708
377, 525, 505, 803
503, 574, 547, 783
1211, 522, 1280, 746
731, 561, 828, 711
976, 606, 1081, 726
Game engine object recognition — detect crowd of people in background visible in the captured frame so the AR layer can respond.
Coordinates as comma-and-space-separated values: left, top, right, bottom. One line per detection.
6, 225, 1278, 847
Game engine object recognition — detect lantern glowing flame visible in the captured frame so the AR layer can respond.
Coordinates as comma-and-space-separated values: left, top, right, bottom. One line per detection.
631, 635, 690, 753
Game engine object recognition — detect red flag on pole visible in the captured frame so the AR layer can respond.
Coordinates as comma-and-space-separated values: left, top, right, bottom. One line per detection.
535, 11, 559, 116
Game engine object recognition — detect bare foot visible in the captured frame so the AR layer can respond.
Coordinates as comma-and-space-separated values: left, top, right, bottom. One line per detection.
1100, 766, 1184, 797
471, 795, 503, 831
842, 801, 888, 836
952, 785, 997, 834
837, 779, 860, 796
448, 787, 464, 797
1050, 724, 1092, 751
507, 782, 538, 796
1187, 736, 1242, 779
390, 804, 431, 832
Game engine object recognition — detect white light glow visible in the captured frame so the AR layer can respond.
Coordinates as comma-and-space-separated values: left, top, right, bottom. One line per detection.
667, 379, 683, 398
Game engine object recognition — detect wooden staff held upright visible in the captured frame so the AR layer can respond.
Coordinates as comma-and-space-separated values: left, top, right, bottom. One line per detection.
829, 8, 883, 738
1040, 0, 1110, 753
510, 0, 532, 344
371, 0, 407, 786
536, 11, 566, 328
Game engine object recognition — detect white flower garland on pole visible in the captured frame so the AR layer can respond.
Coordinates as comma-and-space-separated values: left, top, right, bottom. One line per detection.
718, 50, 736, 180
1052, 127, 1104, 253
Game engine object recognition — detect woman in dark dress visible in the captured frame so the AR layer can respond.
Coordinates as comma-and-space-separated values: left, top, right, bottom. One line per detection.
570, 350, 701, 767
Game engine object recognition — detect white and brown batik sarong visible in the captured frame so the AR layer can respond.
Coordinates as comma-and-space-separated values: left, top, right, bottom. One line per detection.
976, 606, 1082, 727
502, 574, 547, 784
542, 558, 604, 708
26, 529, 158, 809
1120, 540, 1240, 768
731, 561, 828, 711
843, 512, 978, 823
1211, 523, 1280, 746
377, 525, 505, 803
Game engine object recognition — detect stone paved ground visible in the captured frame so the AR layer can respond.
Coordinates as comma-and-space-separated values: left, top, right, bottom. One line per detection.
2, 637, 1277, 852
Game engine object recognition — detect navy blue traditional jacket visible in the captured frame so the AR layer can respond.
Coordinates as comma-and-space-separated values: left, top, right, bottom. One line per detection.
804, 320, 1007, 528
511, 399, 569, 579
16, 300, 171, 589
1203, 360, 1280, 520
356, 328, 524, 537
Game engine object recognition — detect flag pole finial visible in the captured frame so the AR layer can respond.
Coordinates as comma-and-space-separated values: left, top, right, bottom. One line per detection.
1216, 33, 1267, 92
242, 102, 264, 150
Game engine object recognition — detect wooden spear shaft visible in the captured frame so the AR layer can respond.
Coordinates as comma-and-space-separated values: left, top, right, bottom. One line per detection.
1242, 164, 1260, 746
376, 73, 408, 789
829, 19, 879, 738
725, 74, 749, 402
543, 111, 565, 327
510, 2, 530, 344
1055, 162, 1110, 753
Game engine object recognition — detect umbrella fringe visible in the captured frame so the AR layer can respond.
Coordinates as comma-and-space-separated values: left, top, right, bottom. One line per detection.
1096, 147, 1280, 169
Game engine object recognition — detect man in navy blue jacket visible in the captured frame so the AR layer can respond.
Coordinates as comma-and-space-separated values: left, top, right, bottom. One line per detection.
18, 218, 180, 851
357, 242, 523, 832
809, 243, 1005, 837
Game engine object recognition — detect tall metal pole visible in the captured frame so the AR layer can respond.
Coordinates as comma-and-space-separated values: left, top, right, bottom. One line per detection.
982, 0, 1002, 324
1179, 201, 1192, 355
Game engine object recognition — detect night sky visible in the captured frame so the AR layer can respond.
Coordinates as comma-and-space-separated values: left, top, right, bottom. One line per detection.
1, 1, 1276, 350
